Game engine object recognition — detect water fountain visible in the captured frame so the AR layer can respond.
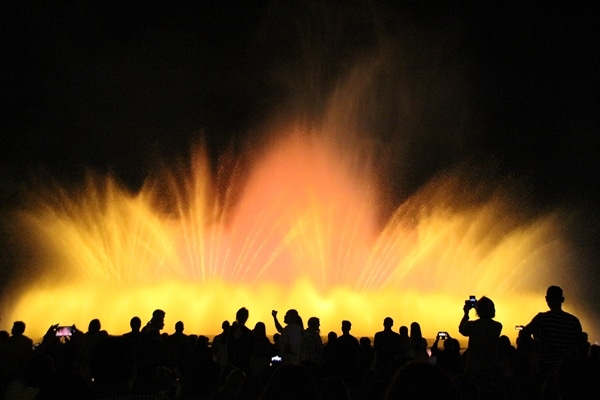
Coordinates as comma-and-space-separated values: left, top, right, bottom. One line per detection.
0, 5, 595, 343
1, 118, 590, 343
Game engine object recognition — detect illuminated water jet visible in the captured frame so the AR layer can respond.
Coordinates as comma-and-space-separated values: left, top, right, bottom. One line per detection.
2, 121, 592, 344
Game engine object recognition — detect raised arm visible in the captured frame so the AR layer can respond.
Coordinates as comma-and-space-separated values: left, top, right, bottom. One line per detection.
272, 310, 284, 333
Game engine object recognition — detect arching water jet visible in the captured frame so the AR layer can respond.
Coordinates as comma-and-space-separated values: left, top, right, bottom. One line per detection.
1, 122, 590, 343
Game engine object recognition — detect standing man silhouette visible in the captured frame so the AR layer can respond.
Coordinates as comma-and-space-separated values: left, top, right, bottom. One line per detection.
522, 285, 583, 379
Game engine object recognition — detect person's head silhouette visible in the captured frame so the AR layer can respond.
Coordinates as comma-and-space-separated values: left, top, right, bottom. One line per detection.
236, 307, 249, 325
307, 317, 320, 332
545, 285, 565, 310
11, 321, 26, 336
383, 317, 394, 330
341, 320, 352, 334
475, 296, 495, 319
130, 316, 141, 332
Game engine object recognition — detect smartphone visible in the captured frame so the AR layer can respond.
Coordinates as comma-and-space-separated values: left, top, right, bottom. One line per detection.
515, 325, 524, 331
55, 326, 73, 337
469, 295, 477, 309
437, 331, 448, 340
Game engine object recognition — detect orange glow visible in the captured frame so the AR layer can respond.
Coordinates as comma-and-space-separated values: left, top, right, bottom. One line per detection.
2, 125, 589, 344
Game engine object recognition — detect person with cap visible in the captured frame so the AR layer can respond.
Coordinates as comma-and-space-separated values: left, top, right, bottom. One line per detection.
521, 285, 583, 379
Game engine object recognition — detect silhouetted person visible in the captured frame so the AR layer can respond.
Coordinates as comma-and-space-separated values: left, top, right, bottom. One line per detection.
335, 320, 360, 385
120, 316, 142, 372
299, 317, 324, 365
167, 320, 190, 369
173, 320, 185, 335
511, 328, 539, 398
323, 331, 338, 377
227, 307, 254, 375
459, 295, 503, 398
136, 309, 168, 394
250, 322, 272, 380
374, 317, 401, 378
521, 285, 583, 379
398, 325, 411, 359
498, 334, 517, 378
141, 309, 166, 336
213, 320, 231, 373
84, 318, 108, 356
272, 309, 303, 364
0, 321, 33, 381
123, 316, 141, 339
589, 344, 600, 359
409, 322, 429, 361
430, 334, 462, 377
270, 333, 280, 356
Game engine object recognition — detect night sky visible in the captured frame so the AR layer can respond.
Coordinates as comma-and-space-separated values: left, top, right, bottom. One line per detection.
1, 2, 599, 299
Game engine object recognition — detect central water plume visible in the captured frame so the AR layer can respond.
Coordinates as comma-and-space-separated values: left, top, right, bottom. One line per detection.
3, 120, 585, 342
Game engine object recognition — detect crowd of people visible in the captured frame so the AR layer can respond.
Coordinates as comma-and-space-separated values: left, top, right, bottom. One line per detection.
0, 285, 597, 400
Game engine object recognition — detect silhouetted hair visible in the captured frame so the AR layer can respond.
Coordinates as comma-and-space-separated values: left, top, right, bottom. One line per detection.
88, 318, 101, 332
236, 307, 249, 324
327, 331, 337, 342
254, 321, 267, 337
342, 320, 352, 332
410, 322, 422, 339
130, 316, 141, 330
384, 317, 393, 328
285, 309, 301, 325
12, 321, 26, 335
475, 296, 495, 319
546, 285, 564, 301
444, 337, 460, 351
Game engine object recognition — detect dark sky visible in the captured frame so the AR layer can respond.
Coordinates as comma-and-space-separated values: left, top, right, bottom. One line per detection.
1, 1, 599, 275
1, 1, 598, 195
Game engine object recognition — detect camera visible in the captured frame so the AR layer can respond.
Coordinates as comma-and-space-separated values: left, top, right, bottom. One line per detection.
55, 326, 74, 337
465, 295, 477, 309
437, 331, 449, 340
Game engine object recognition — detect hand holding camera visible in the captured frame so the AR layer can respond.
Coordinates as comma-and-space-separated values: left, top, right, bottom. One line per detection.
464, 295, 477, 312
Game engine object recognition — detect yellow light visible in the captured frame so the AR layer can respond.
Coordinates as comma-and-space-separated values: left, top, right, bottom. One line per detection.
2, 125, 590, 344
